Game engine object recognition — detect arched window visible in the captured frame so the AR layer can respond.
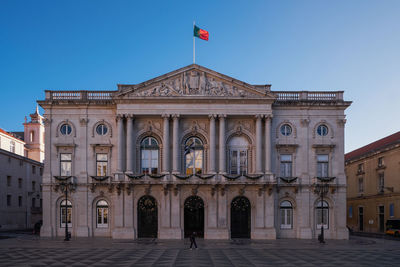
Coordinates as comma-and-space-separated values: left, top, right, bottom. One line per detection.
96, 200, 109, 228
316, 200, 329, 229
60, 200, 72, 227
185, 137, 203, 175
141, 137, 159, 174
280, 200, 293, 229
228, 136, 249, 175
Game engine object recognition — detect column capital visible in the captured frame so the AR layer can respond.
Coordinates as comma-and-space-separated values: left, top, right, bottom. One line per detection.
218, 114, 227, 118
265, 114, 273, 121
255, 114, 264, 120
172, 114, 180, 119
126, 114, 134, 119
208, 114, 217, 119
162, 114, 171, 119
116, 114, 124, 121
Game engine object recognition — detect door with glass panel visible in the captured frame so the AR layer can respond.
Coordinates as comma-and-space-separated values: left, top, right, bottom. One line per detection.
185, 137, 203, 175
228, 136, 249, 175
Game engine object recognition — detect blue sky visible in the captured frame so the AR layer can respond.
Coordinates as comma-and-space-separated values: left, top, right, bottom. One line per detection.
1, 0, 399, 152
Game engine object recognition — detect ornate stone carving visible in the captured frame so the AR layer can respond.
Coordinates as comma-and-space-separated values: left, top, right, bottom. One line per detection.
79, 118, 88, 126
163, 184, 170, 196
191, 185, 199, 196
337, 119, 346, 127
43, 117, 52, 126
130, 71, 261, 97
300, 118, 310, 127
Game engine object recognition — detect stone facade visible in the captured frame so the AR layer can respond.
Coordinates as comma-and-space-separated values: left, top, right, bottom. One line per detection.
38, 64, 351, 239
346, 132, 400, 233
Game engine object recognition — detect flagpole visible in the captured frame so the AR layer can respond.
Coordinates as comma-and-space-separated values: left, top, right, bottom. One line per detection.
193, 21, 195, 64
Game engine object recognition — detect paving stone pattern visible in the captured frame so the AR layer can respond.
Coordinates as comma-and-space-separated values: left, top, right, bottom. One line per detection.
0, 236, 400, 266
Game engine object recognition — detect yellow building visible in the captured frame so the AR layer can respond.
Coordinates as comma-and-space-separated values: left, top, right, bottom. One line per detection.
346, 132, 400, 233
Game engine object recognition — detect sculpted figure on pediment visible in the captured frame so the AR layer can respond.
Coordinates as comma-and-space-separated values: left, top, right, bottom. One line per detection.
131, 71, 260, 97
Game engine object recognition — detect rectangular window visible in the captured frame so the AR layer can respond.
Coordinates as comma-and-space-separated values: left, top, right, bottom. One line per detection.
280, 155, 292, 178
7, 195, 11, 206
10, 141, 15, 153
317, 155, 329, 178
7, 176, 11, 187
32, 165, 36, 174
60, 153, 72, 176
61, 206, 72, 227
18, 196, 22, 207
316, 208, 329, 229
390, 203, 394, 218
280, 208, 293, 229
32, 181, 36, 192
96, 154, 108, 176
378, 157, 384, 167
229, 150, 247, 175
349, 206, 353, 218
357, 163, 364, 173
358, 178, 364, 193
378, 173, 384, 192
18, 178, 22, 188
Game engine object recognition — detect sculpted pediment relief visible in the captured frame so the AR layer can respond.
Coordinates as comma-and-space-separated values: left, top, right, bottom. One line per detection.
117, 65, 271, 98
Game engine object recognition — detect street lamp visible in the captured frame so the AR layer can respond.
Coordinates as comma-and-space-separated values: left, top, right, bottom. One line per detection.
57, 177, 74, 241
315, 177, 333, 244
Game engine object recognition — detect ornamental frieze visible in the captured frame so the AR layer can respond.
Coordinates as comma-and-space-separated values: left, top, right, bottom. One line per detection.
126, 71, 262, 97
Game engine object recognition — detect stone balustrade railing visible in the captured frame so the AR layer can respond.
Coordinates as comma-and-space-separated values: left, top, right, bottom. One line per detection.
274, 91, 344, 101
44, 90, 344, 102
45, 90, 113, 100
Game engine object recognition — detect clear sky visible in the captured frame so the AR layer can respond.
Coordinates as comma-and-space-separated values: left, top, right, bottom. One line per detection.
1, 0, 399, 152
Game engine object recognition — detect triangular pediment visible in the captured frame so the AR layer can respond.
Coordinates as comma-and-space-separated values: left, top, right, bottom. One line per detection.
115, 64, 274, 99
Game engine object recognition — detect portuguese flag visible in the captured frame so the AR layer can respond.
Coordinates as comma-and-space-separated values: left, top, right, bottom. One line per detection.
194, 25, 209, 41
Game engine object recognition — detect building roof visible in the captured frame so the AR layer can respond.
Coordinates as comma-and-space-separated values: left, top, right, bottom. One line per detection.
0, 128, 24, 142
345, 131, 400, 162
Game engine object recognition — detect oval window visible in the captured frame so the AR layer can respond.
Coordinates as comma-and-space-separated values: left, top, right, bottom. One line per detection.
60, 124, 72, 136
96, 124, 108, 136
317, 124, 328, 136
280, 124, 292, 136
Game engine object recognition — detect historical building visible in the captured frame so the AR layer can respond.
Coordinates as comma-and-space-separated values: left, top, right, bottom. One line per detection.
0, 107, 44, 230
38, 64, 351, 239
346, 131, 400, 233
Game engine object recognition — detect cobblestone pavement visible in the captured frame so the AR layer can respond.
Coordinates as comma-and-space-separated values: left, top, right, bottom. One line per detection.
0, 234, 399, 266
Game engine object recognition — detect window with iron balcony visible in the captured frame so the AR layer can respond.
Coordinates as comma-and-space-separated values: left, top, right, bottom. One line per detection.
377, 157, 385, 169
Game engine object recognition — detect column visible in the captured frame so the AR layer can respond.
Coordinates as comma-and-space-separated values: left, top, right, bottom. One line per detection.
255, 115, 263, 173
117, 115, 124, 173
265, 115, 272, 173
209, 114, 216, 173
126, 115, 134, 173
218, 115, 226, 173
162, 114, 170, 173
172, 114, 180, 173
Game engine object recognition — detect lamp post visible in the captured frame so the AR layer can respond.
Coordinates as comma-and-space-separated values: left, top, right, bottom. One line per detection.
58, 178, 74, 241
315, 181, 329, 244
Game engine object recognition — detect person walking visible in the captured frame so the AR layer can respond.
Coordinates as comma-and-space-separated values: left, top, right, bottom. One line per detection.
189, 232, 198, 249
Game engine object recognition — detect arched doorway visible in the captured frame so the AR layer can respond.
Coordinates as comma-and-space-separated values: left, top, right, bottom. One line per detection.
137, 195, 158, 238
231, 196, 251, 238
184, 196, 204, 237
